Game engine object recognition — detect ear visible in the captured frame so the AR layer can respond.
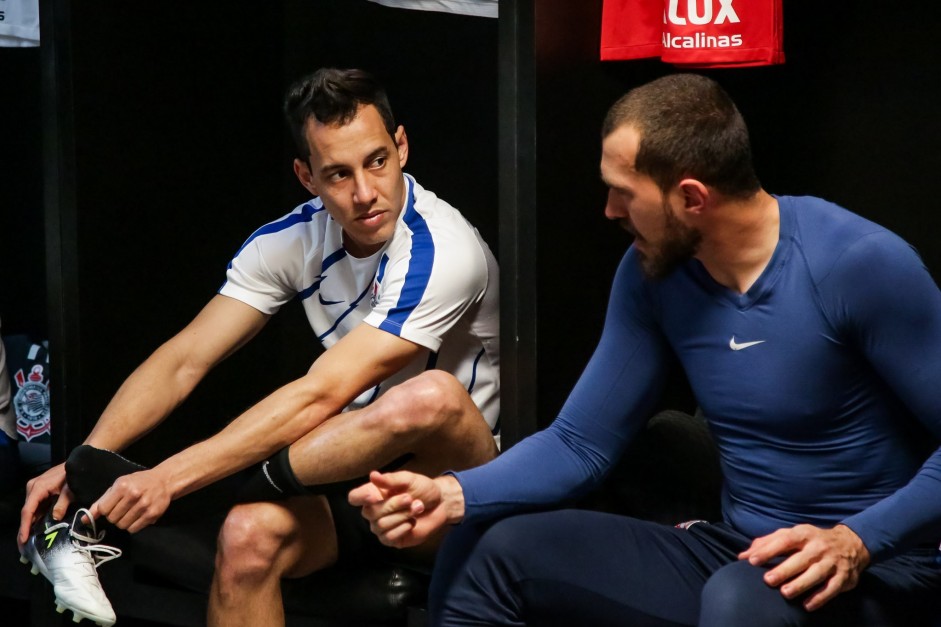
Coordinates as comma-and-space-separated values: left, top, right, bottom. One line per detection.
394, 125, 409, 168
294, 158, 319, 196
678, 178, 709, 216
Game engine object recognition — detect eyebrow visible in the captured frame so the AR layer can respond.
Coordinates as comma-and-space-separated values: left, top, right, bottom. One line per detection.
319, 146, 390, 177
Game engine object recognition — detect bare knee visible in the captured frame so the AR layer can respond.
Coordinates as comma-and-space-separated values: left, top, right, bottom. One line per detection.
215, 503, 297, 585
369, 370, 467, 436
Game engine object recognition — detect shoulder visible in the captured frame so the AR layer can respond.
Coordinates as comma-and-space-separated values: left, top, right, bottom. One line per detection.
248, 199, 328, 247
234, 199, 328, 261
782, 195, 919, 285
390, 175, 492, 277
609, 246, 662, 321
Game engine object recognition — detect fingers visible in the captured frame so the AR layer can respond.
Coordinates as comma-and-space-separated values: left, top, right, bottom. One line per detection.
93, 489, 141, 531
802, 573, 845, 611
18, 467, 68, 546
52, 485, 74, 521
370, 506, 419, 534
377, 520, 419, 547
349, 470, 428, 508
368, 470, 419, 494
94, 494, 152, 532
92, 477, 164, 532
739, 526, 806, 565
349, 472, 435, 549
367, 496, 425, 530
741, 524, 866, 612
348, 478, 384, 506
17, 502, 36, 547
772, 559, 830, 599
763, 548, 812, 590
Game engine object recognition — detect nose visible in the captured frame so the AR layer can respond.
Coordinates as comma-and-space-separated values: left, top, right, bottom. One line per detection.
604, 189, 624, 221
352, 172, 378, 205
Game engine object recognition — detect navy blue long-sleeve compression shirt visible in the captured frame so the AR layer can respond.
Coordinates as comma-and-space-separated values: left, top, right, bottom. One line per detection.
455, 195, 941, 563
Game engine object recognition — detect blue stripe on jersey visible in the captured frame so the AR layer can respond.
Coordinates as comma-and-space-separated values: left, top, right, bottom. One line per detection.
296, 248, 348, 301
296, 277, 323, 301
467, 348, 485, 394
365, 385, 381, 405
227, 202, 323, 269
376, 253, 390, 283
378, 184, 435, 335
322, 247, 347, 272
317, 282, 372, 342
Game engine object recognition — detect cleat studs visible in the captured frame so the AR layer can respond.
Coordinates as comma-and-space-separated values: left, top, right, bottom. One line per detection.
72, 610, 82, 623
56, 604, 66, 613
30, 565, 39, 575
19, 555, 27, 564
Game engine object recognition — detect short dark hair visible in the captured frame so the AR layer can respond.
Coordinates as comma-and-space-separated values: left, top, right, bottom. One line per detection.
284, 68, 396, 160
602, 74, 760, 198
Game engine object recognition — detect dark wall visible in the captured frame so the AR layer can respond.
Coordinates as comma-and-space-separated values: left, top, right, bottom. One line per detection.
46, 1, 498, 460
280, 0, 499, 248
532, 0, 941, 425
0, 48, 44, 339
59, 3, 290, 460
39, 0, 940, 448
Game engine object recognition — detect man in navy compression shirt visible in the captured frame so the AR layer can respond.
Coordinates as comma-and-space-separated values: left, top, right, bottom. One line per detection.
350, 74, 941, 626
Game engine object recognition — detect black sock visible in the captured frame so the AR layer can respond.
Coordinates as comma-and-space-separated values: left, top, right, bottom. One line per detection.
235, 447, 308, 503
235, 449, 416, 502
68, 444, 418, 519
66, 444, 249, 525
66, 445, 147, 506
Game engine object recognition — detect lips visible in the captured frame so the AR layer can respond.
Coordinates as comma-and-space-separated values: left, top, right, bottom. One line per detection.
619, 219, 638, 238
357, 210, 386, 227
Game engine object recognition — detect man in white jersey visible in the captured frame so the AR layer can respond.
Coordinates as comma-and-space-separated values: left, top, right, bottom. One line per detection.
18, 68, 499, 627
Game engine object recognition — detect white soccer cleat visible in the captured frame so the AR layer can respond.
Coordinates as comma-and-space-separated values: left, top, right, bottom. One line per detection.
20, 507, 122, 626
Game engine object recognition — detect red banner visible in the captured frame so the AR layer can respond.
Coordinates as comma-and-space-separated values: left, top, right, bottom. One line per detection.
601, 0, 784, 68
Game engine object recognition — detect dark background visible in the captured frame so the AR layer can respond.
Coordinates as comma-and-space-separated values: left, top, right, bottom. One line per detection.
531, 0, 941, 425
1, 0, 939, 455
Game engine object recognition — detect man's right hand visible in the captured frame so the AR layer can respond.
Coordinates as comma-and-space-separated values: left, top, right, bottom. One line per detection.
18, 462, 71, 549
349, 470, 465, 548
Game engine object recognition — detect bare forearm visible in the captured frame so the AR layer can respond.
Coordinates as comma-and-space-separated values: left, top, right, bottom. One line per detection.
150, 374, 344, 499
84, 342, 206, 452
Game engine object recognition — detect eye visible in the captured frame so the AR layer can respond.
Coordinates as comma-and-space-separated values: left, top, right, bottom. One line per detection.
370, 156, 387, 169
328, 170, 349, 183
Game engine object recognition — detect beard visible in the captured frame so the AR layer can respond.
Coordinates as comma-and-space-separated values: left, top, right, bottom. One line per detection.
637, 199, 702, 280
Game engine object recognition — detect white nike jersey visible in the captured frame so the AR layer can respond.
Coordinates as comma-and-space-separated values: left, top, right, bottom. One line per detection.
221, 174, 500, 439
0, 0, 40, 47
366, 0, 497, 18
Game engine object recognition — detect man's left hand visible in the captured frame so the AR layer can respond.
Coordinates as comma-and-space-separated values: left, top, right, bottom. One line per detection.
738, 523, 870, 611
89, 468, 172, 533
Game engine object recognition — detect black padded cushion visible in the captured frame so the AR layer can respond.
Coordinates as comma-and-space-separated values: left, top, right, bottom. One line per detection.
581, 409, 723, 524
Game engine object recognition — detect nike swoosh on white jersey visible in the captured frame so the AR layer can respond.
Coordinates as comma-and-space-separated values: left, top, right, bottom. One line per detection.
318, 293, 344, 306
729, 336, 766, 351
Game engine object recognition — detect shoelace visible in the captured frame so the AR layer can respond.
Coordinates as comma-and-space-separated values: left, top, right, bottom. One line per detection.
68, 508, 123, 569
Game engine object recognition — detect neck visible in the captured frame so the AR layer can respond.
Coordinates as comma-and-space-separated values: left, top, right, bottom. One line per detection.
694, 189, 779, 294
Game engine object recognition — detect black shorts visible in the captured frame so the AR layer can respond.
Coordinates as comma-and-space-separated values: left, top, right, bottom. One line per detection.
321, 453, 426, 568
326, 490, 407, 566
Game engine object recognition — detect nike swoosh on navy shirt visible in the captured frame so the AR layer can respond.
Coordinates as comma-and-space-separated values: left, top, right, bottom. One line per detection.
729, 337, 766, 351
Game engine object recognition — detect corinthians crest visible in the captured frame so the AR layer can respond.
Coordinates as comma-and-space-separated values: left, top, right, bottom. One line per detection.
14, 364, 50, 442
